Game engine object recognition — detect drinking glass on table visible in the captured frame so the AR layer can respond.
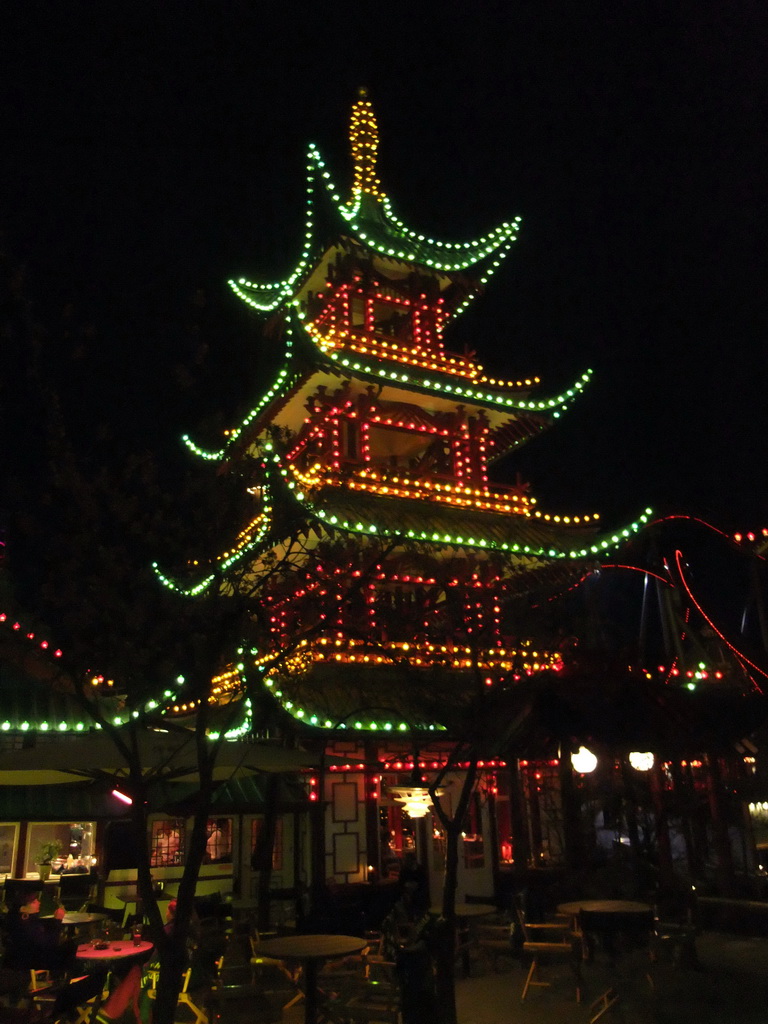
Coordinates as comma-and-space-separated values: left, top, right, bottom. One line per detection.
132, 922, 143, 947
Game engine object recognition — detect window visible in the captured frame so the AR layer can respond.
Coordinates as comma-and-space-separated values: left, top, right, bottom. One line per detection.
24, 822, 95, 876
0, 823, 18, 875
149, 819, 185, 867
205, 818, 232, 863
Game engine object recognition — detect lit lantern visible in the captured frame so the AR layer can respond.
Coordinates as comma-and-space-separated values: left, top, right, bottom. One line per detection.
388, 786, 433, 818
571, 747, 598, 774
628, 751, 654, 772
388, 781, 447, 819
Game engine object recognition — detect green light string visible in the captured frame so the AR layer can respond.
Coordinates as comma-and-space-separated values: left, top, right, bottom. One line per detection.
153, 487, 275, 596
266, 442, 653, 559
227, 154, 320, 313
310, 145, 520, 270
0, 610, 187, 732
297, 313, 592, 414
227, 144, 520, 320
262, 672, 437, 733
183, 325, 299, 461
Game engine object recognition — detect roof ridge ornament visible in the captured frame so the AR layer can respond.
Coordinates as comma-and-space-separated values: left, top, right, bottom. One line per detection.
349, 87, 385, 203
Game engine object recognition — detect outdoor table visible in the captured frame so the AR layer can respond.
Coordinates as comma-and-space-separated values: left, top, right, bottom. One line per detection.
557, 900, 653, 931
75, 939, 154, 972
430, 902, 494, 976
252, 934, 367, 1024
557, 900, 653, 963
43, 912, 107, 928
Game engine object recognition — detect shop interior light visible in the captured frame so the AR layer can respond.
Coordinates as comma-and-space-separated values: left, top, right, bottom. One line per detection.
111, 789, 132, 805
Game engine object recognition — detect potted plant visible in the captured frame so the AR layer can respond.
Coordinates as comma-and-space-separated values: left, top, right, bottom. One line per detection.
37, 840, 62, 881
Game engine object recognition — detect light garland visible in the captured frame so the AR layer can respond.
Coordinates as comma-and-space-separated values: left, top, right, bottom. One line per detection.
275, 635, 563, 676
0, 611, 188, 731
348, 89, 385, 201
153, 493, 274, 596
266, 440, 652, 558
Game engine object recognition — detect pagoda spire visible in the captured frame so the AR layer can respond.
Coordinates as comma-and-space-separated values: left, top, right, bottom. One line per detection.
349, 87, 385, 203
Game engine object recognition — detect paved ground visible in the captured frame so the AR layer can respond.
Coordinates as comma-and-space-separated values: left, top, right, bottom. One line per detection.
454, 931, 768, 1024
271, 929, 768, 1024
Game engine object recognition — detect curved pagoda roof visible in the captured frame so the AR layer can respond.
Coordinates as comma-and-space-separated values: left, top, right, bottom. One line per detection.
183, 313, 593, 466
229, 89, 520, 316
167, 91, 652, 598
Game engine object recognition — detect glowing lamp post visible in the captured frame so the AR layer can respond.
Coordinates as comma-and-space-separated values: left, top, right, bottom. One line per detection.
570, 746, 598, 774
628, 751, 654, 772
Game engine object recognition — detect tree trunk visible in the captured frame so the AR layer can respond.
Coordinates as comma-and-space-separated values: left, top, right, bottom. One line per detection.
706, 755, 735, 897
127, 731, 217, 1024
255, 774, 280, 931
559, 753, 583, 869
432, 761, 477, 1024
434, 818, 460, 1024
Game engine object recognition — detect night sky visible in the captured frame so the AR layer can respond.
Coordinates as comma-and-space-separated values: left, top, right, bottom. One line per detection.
3, 2, 767, 535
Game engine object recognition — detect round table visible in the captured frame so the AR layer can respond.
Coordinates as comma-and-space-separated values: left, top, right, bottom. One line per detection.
252, 934, 367, 1024
76, 939, 154, 971
557, 900, 652, 917
557, 900, 653, 963
43, 912, 107, 928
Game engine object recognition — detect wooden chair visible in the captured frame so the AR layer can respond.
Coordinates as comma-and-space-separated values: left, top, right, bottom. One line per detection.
145, 966, 208, 1024
476, 923, 515, 973
58, 874, 96, 913
248, 935, 305, 1010
324, 959, 400, 1024
650, 887, 700, 968
514, 895, 582, 1002
579, 908, 655, 1020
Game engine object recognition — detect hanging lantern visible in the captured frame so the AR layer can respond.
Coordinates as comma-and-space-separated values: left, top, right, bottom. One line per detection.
629, 751, 654, 772
388, 786, 433, 818
388, 781, 447, 819
571, 746, 598, 774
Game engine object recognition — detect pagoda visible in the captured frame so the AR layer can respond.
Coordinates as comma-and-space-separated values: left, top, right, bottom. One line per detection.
171, 90, 650, 716
160, 90, 653, 886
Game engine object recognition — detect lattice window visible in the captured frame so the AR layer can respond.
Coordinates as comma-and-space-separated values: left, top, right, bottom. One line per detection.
149, 819, 185, 867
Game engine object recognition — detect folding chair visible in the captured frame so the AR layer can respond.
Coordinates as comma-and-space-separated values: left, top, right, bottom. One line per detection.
514, 894, 582, 1002
145, 966, 208, 1024
249, 935, 304, 1010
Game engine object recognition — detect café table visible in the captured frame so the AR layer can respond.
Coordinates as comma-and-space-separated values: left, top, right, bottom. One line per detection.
75, 939, 154, 972
557, 901, 651, 962
251, 934, 367, 1024
43, 912, 107, 928
557, 901, 651, 933
430, 902, 494, 976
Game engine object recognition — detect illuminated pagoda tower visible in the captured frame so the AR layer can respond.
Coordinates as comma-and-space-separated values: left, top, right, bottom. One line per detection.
169, 91, 652, 886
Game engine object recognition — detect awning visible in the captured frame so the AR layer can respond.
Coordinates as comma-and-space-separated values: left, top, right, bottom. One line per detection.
0, 732, 336, 786
0, 772, 309, 819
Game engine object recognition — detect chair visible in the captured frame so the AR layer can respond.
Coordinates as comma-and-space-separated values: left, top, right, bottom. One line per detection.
476, 923, 515, 973
58, 874, 96, 912
513, 894, 582, 1002
325, 959, 400, 1024
145, 966, 208, 1024
578, 909, 655, 1021
650, 886, 700, 968
249, 935, 304, 1011
57, 971, 112, 1024
26, 970, 58, 1015
209, 977, 280, 1024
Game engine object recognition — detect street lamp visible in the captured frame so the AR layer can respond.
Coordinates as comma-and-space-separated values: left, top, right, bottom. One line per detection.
571, 746, 598, 774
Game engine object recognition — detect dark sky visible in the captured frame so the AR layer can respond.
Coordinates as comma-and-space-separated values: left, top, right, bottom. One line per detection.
3, 1, 767, 533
